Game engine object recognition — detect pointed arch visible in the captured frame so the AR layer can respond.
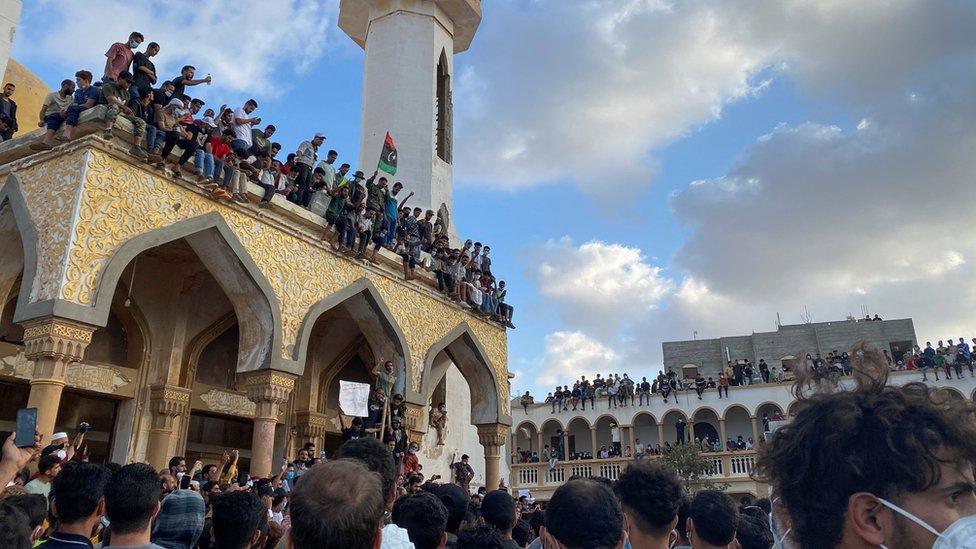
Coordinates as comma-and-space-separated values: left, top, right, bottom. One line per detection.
292, 277, 411, 382
435, 47, 452, 163
84, 213, 284, 373
420, 322, 510, 426
0, 175, 39, 321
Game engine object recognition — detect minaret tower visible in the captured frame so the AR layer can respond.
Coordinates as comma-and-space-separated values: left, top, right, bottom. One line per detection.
339, 0, 481, 236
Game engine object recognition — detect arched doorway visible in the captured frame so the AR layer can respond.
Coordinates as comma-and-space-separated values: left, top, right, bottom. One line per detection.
692, 408, 720, 450
566, 416, 592, 458
290, 279, 409, 460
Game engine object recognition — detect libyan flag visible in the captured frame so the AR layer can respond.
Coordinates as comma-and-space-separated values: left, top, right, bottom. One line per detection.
378, 132, 397, 175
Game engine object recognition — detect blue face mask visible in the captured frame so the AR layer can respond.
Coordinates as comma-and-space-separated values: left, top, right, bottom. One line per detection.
286, 472, 295, 481
878, 497, 976, 549
128, 40, 139, 49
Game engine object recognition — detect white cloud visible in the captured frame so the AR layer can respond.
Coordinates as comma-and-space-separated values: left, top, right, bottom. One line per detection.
454, 0, 976, 205
533, 238, 673, 336
17, 0, 337, 99
534, 331, 621, 389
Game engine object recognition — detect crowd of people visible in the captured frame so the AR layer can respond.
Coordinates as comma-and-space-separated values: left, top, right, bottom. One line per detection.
517, 334, 976, 415
1, 341, 974, 548
8, 30, 515, 329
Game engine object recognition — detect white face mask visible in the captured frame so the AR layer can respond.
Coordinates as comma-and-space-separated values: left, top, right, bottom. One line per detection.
55, 449, 67, 460
878, 497, 976, 549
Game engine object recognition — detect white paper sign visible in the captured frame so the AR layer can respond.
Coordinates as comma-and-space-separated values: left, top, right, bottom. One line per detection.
339, 380, 371, 418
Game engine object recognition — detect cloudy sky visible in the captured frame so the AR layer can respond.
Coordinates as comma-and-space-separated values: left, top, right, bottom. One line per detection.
14, 0, 976, 397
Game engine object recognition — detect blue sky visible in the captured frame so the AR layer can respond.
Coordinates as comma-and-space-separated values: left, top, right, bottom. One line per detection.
14, 0, 976, 398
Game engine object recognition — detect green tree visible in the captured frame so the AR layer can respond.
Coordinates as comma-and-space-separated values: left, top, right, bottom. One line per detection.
661, 443, 730, 493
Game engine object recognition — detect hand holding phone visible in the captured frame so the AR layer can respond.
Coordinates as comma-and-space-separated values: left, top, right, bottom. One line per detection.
15, 408, 37, 448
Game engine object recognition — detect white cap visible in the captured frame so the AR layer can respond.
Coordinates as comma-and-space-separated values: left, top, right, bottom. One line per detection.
52, 432, 68, 441
314, 132, 326, 139
201, 116, 217, 128
167, 98, 185, 108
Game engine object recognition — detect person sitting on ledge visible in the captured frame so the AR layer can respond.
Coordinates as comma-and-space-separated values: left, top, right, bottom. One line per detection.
97, 71, 148, 159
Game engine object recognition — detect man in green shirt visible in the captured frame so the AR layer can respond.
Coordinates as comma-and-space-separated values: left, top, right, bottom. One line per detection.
99, 71, 148, 159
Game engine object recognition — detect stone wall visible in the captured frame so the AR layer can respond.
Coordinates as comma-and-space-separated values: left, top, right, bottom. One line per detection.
663, 319, 917, 376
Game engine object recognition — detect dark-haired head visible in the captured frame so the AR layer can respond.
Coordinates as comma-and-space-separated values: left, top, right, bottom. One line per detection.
755, 341, 976, 548
688, 490, 738, 546
735, 512, 774, 549
456, 523, 504, 549
392, 491, 448, 549
51, 462, 108, 525
0, 502, 30, 549
614, 461, 681, 540
547, 478, 622, 549
434, 483, 470, 534
104, 463, 160, 535
481, 490, 516, 534
211, 491, 267, 549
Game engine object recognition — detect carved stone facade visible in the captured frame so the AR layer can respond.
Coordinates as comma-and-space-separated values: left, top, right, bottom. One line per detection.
0, 137, 511, 482
1, 145, 508, 410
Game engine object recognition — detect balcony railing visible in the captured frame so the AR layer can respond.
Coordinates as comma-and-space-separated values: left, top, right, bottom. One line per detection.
510, 451, 757, 489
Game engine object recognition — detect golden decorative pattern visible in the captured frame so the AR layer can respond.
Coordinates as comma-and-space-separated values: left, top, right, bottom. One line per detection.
5, 150, 89, 302
65, 363, 129, 393
23, 320, 95, 344
42, 149, 508, 407
199, 389, 256, 417
242, 371, 297, 391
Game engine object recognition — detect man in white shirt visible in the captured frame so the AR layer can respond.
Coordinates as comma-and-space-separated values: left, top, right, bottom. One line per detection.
25, 454, 61, 501
231, 99, 260, 156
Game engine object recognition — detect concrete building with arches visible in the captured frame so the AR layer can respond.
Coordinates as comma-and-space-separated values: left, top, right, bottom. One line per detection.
510, 370, 976, 500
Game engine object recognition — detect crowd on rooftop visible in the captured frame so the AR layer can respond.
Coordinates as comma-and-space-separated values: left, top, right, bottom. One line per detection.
4, 342, 975, 548
516, 329, 976, 415
4, 30, 515, 328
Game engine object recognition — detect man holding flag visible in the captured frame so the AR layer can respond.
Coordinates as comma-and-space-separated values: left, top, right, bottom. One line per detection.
377, 132, 404, 248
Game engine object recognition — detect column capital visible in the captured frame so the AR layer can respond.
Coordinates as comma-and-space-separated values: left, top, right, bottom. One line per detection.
294, 410, 330, 440
403, 402, 426, 435
477, 423, 508, 457
148, 385, 192, 417
242, 371, 296, 403
22, 316, 96, 364
242, 371, 296, 421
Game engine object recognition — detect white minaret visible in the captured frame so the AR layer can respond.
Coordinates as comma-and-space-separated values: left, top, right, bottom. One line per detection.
340, 0, 481, 238
0, 0, 23, 79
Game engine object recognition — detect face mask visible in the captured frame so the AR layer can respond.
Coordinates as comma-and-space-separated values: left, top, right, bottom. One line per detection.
878, 497, 976, 549
409, 448, 417, 454
55, 449, 67, 460
286, 472, 295, 480
129, 40, 139, 49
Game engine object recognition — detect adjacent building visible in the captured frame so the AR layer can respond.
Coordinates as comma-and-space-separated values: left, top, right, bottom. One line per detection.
662, 318, 917, 377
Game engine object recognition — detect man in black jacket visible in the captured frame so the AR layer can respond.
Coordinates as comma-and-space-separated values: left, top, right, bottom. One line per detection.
0, 83, 17, 140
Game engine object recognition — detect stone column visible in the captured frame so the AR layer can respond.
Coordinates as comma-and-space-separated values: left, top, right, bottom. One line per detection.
657, 423, 665, 447
403, 402, 427, 441
719, 418, 727, 445
589, 427, 597, 456
751, 416, 760, 443
243, 371, 296, 478
22, 318, 96, 439
146, 385, 192, 470
627, 425, 635, 449
537, 431, 545, 457
294, 410, 329, 458
477, 424, 507, 491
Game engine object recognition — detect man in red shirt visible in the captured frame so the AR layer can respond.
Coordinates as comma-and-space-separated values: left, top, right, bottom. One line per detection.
103, 31, 144, 83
